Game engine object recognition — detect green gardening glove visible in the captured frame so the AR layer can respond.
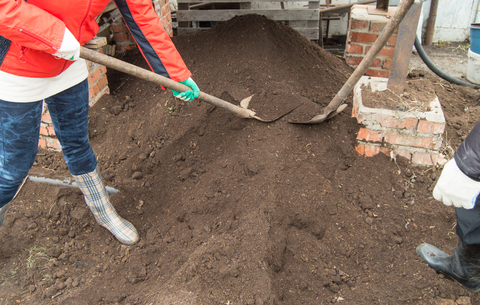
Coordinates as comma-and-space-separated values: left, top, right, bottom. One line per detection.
172, 77, 200, 102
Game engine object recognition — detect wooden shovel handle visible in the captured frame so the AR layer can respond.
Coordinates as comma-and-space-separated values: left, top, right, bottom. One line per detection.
79, 47, 255, 118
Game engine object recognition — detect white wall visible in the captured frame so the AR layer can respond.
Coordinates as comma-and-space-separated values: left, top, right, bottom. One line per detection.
420, 0, 479, 42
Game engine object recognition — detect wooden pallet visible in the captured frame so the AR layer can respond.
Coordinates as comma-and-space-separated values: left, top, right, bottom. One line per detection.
176, 0, 320, 40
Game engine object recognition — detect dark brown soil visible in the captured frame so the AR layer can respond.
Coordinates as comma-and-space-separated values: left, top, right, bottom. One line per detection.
1, 14, 480, 305
361, 75, 438, 112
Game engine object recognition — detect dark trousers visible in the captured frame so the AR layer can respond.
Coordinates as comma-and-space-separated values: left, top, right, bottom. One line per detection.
456, 196, 480, 244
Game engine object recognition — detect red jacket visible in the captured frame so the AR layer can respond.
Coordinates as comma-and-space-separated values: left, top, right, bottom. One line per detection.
0, 0, 191, 81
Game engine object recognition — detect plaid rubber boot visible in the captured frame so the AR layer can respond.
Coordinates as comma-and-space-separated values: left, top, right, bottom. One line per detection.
0, 204, 8, 225
74, 167, 139, 245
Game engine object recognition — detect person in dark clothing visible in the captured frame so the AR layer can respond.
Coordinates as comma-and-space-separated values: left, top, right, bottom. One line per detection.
417, 121, 480, 292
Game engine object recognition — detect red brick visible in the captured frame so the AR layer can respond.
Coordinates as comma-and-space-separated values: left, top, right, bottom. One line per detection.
111, 24, 129, 33
89, 83, 100, 98
47, 126, 55, 136
369, 22, 386, 32
154, 2, 161, 13
161, 17, 169, 29
161, 3, 170, 17
38, 138, 47, 149
346, 43, 364, 54
128, 33, 136, 43
355, 144, 389, 157
366, 46, 395, 57
385, 134, 439, 150
41, 112, 52, 124
350, 32, 379, 43
352, 103, 358, 118
417, 120, 445, 134
359, 113, 418, 130
382, 59, 392, 69
88, 67, 102, 85
351, 20, 369, 30
166, 23, 173, 37
114, 33, 129, 42
346, 56, 364, 66
387, 34, 397, 46
365, 69, 390, 78
392, 149, 412, 161
357, 128, 383, 142
412, 152, 438, 166
379, 146, 390, 156
46, 138, 62, 151
97, 75, 109, 91
39, 126, 49, 136
370, 58, 382, 67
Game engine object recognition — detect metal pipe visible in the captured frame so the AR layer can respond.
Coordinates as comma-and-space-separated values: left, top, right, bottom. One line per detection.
425, 0, 438, 45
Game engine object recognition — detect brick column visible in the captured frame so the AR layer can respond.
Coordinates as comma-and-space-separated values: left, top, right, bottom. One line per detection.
352, 76, 446, 166
153, 0, 173, 36
86, 49, 110, 107
111, 17, 137, 55
345, 5, 398, 78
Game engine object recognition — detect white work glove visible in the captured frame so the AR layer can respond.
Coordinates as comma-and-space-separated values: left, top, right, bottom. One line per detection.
433, 159, 480, 209
53, 27, 80, 61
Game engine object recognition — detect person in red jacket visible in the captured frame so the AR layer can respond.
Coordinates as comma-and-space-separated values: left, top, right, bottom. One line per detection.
0, 0, 200, 245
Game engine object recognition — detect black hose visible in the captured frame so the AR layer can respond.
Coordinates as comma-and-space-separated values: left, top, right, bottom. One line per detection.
414, 35, 479, 89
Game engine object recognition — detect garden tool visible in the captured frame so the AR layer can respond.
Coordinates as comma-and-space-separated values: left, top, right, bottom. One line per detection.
289, 0, 415, 124
80, 47, 288, 123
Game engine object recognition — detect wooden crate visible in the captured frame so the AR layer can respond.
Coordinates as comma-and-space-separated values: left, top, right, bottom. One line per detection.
176, 0, 320, 40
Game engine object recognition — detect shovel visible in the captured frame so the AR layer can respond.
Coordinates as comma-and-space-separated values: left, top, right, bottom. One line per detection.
289, 0, 415, 124
80, 47, 285, 122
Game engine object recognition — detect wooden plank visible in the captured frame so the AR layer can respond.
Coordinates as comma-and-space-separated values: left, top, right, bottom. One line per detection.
177, 26, 319, 39
85, 37, 108, 48
387, 3, 422, 94
294, 27, 319, 40
319, 0, 376, 13
177, 9, 319, 22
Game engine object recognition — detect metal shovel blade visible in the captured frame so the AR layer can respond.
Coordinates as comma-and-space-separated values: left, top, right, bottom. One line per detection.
288, 104, 348, 124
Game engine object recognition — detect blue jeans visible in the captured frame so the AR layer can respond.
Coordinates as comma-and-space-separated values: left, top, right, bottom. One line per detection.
0, 79, 97, 207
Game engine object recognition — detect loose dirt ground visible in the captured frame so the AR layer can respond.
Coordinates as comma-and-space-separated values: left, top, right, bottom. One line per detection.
1, 15, 479, 305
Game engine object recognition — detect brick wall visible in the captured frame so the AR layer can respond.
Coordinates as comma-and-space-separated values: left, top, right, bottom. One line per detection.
39, 1, 173, 151
112, 0, 173, 55
353, 76, 446, 166
345, 5, 398, 78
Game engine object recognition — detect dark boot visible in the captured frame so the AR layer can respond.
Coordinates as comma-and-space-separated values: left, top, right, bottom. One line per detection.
416, 241, 480, 292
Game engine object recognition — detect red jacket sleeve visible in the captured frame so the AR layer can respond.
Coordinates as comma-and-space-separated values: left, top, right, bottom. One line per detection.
113, 0, 191, 82
0, 0, 64, 54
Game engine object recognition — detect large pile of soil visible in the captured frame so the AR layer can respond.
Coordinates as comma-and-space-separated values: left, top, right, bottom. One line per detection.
1, 14, 480, 305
